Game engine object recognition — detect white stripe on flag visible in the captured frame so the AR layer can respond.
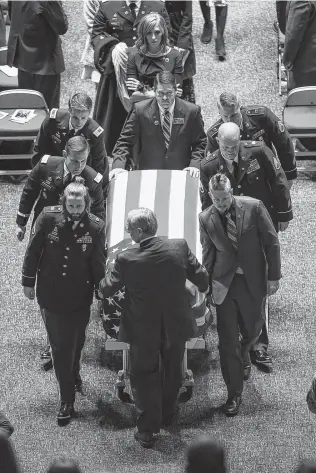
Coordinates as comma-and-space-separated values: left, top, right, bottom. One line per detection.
138, 170, 157, 211
195, 182, 203, 263
168, 171, 186, 239
109, 172, 129, 248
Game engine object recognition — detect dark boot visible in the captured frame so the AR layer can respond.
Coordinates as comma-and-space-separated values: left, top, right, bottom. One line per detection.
200, 1, 213, 44
215, 4, 227, 60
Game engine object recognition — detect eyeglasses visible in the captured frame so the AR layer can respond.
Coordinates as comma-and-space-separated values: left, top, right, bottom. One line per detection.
156, 91, 174, 98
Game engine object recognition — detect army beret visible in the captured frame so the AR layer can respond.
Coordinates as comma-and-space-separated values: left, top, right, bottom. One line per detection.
88, 213, 103, 225
45, 205, 62, 213
246, 107, 265, 116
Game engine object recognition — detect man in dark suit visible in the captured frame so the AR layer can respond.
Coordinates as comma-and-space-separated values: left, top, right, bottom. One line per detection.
111, 71, 206, 177
91, 0, 172, 154
22, 180, 106, 424
7, 1, 68, 109
31, 93, 109, 185
199, 174, 281, 416
283, 1, 316, 91
99, 208, 209, 448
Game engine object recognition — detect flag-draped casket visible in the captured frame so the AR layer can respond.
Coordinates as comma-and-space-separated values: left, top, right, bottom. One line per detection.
102, 170, 211, 339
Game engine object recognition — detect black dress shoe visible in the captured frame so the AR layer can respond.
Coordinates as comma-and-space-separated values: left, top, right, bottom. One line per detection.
134, 431, 156, 448
75, 375, 85, 395
215, 36, 226, 60
201, 21, 213, 44
222, 397, 242, 416
57, 403, 74, 425
244, 365, 251, 381
40, 345, 51, 359
250, 350, 273, 372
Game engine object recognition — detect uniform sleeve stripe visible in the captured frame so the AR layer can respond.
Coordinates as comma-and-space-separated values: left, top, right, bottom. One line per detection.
17, 212, 30, 217
277, 210, 292, 214
22, 275, 36, 279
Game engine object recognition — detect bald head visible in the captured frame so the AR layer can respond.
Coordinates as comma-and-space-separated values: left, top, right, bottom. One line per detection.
186, 436, 226, 473
217, 122, 241, 162
218, 122, 240, 141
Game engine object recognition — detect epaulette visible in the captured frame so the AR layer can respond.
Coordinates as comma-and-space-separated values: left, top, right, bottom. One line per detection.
207, 120, 222, 138
94, 172, 103, 184
243, 141, 262, 148
50, 108, 58, 119
246, 107, 265, 117
45, 205, 62, 213
93, 126, 104, 138
41, 154, 51, 164
88, 213, 103, 225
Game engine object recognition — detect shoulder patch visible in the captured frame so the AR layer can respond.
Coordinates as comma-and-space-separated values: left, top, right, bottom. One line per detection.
94, 172, 103, 184
273, 156, 281, 170
243, 141, 262, 148
50, 108, 58, 119
278, 121, 285, 133
41, 154, 51, 164
88, 213, 103, 225
46, 205, 62, 213
246, 107, 265, 117
93, 126, 104, 138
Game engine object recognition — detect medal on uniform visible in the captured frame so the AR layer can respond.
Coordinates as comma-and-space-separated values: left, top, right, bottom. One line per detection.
82, 244, 87, 252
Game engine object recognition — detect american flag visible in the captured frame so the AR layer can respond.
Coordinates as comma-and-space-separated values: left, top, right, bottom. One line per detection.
101, 170, 203, 339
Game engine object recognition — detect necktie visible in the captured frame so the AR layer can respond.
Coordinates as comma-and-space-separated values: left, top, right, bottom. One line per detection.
129, 1, 137, 20
162, 110, 171, 150
226, 212, 238, 251
63, 172, 73, 187
233, 161, 238, 176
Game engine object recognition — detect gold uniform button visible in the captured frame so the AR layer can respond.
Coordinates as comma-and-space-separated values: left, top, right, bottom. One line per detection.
133, 36, 136, 40
238, 185, 241, 188
256, 177, 259, 180
133, 27, 136, 31
62, 273, 66, 276
240, 193, 244, 196
63, 265, 67, 268
74, 234, 77, 237
64, 256, 68, 259
66, 247, 70, 251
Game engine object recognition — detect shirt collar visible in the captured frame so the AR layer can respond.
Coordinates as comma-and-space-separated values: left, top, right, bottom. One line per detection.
126, 0, 141, 7
158, 100, 175, 117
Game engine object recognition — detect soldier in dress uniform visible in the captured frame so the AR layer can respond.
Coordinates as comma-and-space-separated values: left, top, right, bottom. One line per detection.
16, 135, 105, 243
91, 0, 172, 154
200, 123, 292, 371
22, 179, 106, 424
32, 93, 109, 189
205, 92, 297, 187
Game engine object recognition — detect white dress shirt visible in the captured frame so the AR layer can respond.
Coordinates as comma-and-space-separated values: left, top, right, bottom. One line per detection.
158, 100, 175, 135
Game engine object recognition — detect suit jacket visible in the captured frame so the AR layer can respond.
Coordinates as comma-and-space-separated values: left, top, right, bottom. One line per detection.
112, 97, 206, 170
199, 197, 281, 305
100, 237, 209, 347
200, 141, 293, 226
22, 206, 106, 315
7, 1, 68, 74
16, 156, 105, 228
283, 1, 316, 90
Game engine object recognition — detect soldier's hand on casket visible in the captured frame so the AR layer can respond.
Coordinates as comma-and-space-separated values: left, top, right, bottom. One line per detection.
16, 225, 26, 242
126, 78, 141, 91
267, 280, 280, 296
109, 168, 128, 180
278, 221, 289, 232
23, 286, 35, 300
183, 167, 200, 179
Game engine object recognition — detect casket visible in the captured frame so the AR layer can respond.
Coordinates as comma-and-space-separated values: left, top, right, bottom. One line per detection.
102, 170, 212, 339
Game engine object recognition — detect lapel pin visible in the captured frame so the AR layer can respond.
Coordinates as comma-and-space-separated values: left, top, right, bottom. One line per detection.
154, 120, 159, 125
164, 57, 169, 62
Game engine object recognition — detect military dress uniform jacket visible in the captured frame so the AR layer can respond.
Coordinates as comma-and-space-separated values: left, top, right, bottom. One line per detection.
283, 1, 316, 91
91, 0, 172, 51
32, 109, 109, 184
112, 97, 206, 170
199, 141, 293, 226
205, 106, 297, 181
7, 1, 68, 74
16, 155, 105, 228
22, 206, 106, 315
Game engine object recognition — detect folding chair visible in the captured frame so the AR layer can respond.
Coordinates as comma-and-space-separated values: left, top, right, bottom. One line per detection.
276, 28, 287, 96
0, 89, 48, 176
283, 86, 316, 172
0, 47, 18, 91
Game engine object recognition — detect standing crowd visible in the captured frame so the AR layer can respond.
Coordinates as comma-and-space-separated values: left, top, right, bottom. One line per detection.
1, 0, 316, 469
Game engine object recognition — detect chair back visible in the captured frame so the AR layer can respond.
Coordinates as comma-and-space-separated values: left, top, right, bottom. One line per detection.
284, 86, 316, 107
0, 89, 49, 111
